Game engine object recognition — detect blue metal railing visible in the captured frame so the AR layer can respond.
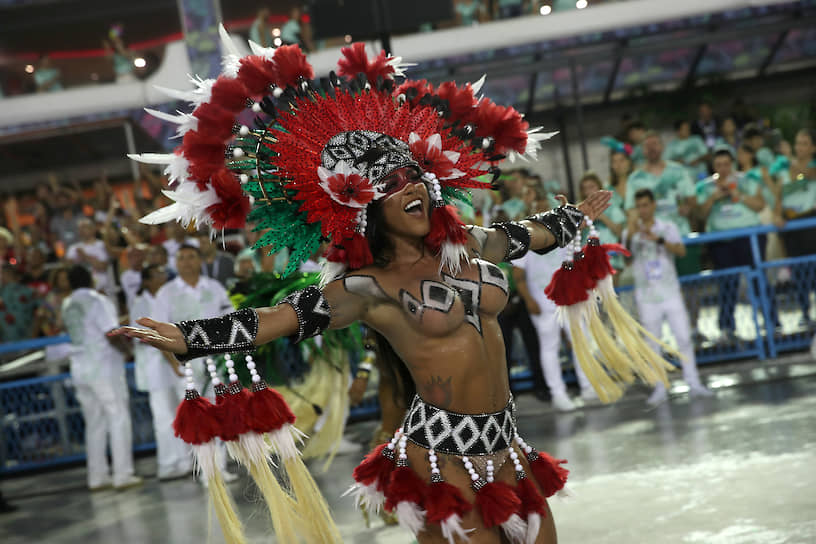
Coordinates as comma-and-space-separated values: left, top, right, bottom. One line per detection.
2, 217, 815, 474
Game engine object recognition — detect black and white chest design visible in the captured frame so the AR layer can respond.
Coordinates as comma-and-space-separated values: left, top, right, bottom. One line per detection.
399, 281, 456, 319
442, 260, 508, 335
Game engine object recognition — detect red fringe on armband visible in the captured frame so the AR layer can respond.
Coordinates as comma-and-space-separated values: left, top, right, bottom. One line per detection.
582, 237, 629, 282
528, 451, 569, 497
173, 390, 220, 445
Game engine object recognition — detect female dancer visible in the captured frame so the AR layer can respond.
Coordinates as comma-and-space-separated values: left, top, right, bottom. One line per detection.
114, 32, 664, 543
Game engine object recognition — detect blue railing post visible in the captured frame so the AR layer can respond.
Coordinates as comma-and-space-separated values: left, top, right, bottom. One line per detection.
749, 232, 772, 359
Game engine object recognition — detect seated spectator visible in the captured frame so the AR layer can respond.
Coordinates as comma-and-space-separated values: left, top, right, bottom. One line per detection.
197, 234, 235, 287
67, 218, 111, 295
697, 148, 770, 340
0, 263, 38, 342
773, 128, 816, 327
62, 265, 142, 491
623, 189, 712, 406
691, 99, 719, 150
664, 119, 710, 181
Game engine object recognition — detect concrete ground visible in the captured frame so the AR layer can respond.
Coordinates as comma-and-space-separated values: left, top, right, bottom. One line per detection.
2, 356, 815, 544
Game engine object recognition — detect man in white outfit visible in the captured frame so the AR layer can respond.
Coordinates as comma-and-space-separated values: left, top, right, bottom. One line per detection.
146, 244, 238, 482
62, 264, 142, 490
130, 264, 189, 480
624, 188, 713, 406
513, 245, 597, 412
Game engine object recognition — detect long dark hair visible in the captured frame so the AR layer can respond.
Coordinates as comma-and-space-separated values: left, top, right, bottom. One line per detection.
609, 151, 633, 187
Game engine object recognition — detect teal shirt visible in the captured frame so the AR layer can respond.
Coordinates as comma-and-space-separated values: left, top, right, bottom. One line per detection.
596, 188, 625, 269
624, 161, 696, 235
663, 135, 709, 181
756, 147, 775, 169
456, 1, 481, 25
775, 161, 816, 217
630, 144, 645, 168
714, 137, 737, 159
744, 167, 775, 210
696, 174, 762, 232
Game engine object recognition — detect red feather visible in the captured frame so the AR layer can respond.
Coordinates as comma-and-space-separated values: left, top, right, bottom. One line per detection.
470, 98, 529, 155
516, 476, 547, 517
215, 386, 251, 441
435, 81, 477, 122
424, 481, 472, 524
571, 251, 598, 291
425, 205, 467, 254
544, 263, 591, 306
344, 232, 374, 270
384, 465, 427, 512
273, 45, 313, 88
529, 451, 569, 497
353, 444, 396, 491
238, 55, 276, 95
208, 168, 250, 229
209, 76, 250, 113
394, 79, 434, 107
338, 43, 393, 85
193, 102, 237, 141
172, 393, 220, 445
474, 481, 521, 529
247, 385, 296, 434
182, 130, 225, 187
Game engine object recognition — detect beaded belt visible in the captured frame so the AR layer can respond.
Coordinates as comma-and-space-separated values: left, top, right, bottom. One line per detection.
402, 395, 516, 456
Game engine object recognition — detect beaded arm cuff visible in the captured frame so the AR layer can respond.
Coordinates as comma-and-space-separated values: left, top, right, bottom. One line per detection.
275, 285, 332, 343
491, 221, 531, 262
527, 205, 584, 254
175, 307, 259, 361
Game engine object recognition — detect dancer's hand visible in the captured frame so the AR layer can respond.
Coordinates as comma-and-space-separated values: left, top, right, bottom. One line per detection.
555, 190, 612, 222
108, 318, 187, 355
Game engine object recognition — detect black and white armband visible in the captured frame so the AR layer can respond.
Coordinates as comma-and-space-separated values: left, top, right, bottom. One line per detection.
275, 285, 332, 343
527, 205, 584, 254
491, 221, 531, 261
175, 307, 259, 361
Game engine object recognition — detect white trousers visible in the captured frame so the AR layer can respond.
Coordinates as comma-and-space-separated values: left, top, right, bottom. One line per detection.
530, 306, 592, 397
74, 376, 135, 487
148, 382, 192, 477
636, 294, 703, 389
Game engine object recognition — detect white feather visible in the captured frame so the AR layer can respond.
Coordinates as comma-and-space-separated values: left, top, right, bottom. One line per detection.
248, 39, 277, 61
267, 424, 306, 461
154, 76, 216, 107
342, 482, 385, 514
439, 241, 469, 276
144, 108, 198, 138
164, 155, 191, 186
320, 261, 347, 288
470, 74, 486, 95
440, 514, 474, 544
524, 128, 559, 160
127, 152, 173, 165
501, 513, 528, 544
218, 24, 241, 57
386, 55, 416, 78
139, 184, 219, 228
440, 168, 466, 180
525, 513, 541, 544
192, 441, 220, 481
395, 501, 426, 536
226, 432, 272, 468
217, 23, 243, 76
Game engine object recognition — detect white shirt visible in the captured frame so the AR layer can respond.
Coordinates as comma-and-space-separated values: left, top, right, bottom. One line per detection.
132, 290, 179, 392
67, 239, 111, 293
120, 269, 142, 309
151, 275, 233, 383
62, 288, 125, 385
623, 217, 683, 305
515, 246, 569, 311
163, 237, 198, 273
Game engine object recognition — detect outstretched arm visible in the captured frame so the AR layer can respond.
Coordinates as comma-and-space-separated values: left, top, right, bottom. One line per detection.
108, 278, 369, 357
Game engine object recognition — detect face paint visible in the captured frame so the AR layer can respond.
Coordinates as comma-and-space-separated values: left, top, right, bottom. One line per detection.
379, 167, 424, 199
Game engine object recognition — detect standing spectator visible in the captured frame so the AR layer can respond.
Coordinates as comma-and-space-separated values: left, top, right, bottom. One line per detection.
227, 252, 259, 293
691, 100, 719, 150
664, 119, 710, 182
120, 244, 147, 308
34, 54, 63, 93
131, 264, 189, 480
249, 8, 272, 48
697, 149, 769, 340
280, 5, 314, 52
513, 245, 597, 411
455, 0, 483, 26
494, 0, 525, 19
774, 128, 816, 327
0, 264, 38, 342
162, 222, 196, 274
147, 245, 238, 482
67, 218, 111, 296
49, 189, 83, 250
738, 144, 786, 263
623, 120, 647, 167
0, 227, 17, 266
743, 124, 776, 169
609, 145, 634, 213
21, 246, 51, 298
34, 265, 72, 337
103, 25, 136, 83
61, 265, 142, 491
715, 117, 740, 157
624, 189, 712, 406
580, 172, 625, 271
198, 234, 235, 288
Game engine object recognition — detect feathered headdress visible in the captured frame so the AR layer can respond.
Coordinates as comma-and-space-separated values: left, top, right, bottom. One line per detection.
130, 28, 555, 283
